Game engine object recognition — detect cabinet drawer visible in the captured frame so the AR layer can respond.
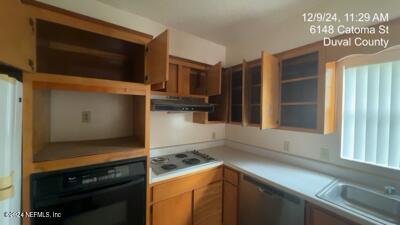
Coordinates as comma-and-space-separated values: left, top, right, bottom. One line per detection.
152, 167, 222, 203
223, 167, 239, 186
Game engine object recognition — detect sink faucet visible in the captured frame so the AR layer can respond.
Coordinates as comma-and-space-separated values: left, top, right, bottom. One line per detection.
384, 185, 396, 195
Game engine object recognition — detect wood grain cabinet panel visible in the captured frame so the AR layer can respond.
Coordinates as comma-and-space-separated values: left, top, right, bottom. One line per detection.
152, 167, 222, 203
193, 181, 223, 225
207, 62, 222, 96
0, 0, 35, 71
152, 191, 193, 225
276, 44, 337, 134
145, 30, 169, 84
306, 203, 360, 225
151, 168, 224, 225
223, 167, 239, 186
223, 181, 238, 225
260, 51, 279, 129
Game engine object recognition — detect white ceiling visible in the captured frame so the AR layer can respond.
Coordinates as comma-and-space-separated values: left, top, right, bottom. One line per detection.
97, 0, 329, 45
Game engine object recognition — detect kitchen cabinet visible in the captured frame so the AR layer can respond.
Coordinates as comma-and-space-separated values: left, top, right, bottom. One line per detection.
152, 56, 222, 97
193, 68, 229, 124
22, 72, 150, 171
22, 72, 150, 225
277, 43, 336, 134
34, 18, 168, 84
228, 51, 279, 128
243, 51, 279, 129
223, 167, 239, 225
1, 0, 169, 84
187, 61, 221, 96
229, 63, 245, 124
151, 167, 223, 225
0, 0, 35, 71
225, 45, 336, 133
193, 181, 223, 225
244, 59, 262, 126
153, 191, 193, 225
305, 203, 360, 225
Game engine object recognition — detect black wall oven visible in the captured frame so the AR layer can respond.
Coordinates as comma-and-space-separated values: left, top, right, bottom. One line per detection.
30, 157, 146, 225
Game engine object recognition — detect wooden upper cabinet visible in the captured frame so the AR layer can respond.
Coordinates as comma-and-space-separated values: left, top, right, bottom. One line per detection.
242, 53, 279, 129
323, 62, 336, 134
260, 51, 279, 129
152, 56, 223, 98
146, 30, 169, 84
207, 62, 222, 96
276, 43, 336, 134
0, 0, 35, 71
229, 64, 244, 124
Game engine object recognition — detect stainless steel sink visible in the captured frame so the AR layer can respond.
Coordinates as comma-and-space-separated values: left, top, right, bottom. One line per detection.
317, 180, 400, 224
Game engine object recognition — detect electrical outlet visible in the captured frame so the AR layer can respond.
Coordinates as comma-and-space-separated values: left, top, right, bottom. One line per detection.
82, 111, 91, 123
212, 132, 216, 140
320, 148, 330, 161
283, 141, 290, 152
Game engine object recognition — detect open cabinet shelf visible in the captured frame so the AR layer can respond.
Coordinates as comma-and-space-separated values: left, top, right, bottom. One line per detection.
36, 19, 146, 83
193, 68, 228, 124
33, 137, 145, 162
244, 60, 262, 125
23, 72, 150, 170
229, 65, 244, 124
279, 50, 319, 130
277, 44, 336, 134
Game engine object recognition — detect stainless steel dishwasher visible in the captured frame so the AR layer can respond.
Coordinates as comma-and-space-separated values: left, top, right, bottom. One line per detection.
239, 175, 305, 225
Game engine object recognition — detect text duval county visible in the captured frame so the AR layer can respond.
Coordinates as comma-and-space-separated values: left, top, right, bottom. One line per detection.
323, 37, 389, 48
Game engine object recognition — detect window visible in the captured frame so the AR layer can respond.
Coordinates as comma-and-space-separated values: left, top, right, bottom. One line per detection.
341, 57, 400, 170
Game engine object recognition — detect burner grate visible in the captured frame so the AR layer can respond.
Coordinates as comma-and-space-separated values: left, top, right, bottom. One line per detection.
161, 164, 177, 171
182, 158, 201, 165
151, 157, 168, 164
175, 153, 188, 158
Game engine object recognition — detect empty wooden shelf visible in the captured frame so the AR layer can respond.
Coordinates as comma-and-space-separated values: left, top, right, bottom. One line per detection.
152, 56, 222, 98
23, 72, 150, 168
277, 43, 336, 134
33, 137, 145, 162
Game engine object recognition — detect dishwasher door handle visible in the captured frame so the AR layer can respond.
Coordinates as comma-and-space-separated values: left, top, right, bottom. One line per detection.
257, 186, 275, 197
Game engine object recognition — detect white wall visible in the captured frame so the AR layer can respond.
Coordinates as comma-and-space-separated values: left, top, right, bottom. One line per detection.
49, 91, 226, 149
150, 112, 225, 148
50, 90, 134, 142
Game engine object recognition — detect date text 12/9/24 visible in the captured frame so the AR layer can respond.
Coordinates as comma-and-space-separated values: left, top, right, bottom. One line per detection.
303, 13, 389, 23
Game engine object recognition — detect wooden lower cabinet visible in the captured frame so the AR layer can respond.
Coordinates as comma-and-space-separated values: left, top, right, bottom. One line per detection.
223, 181, 238, 225
306, 203, 360, 225
151, 167, 223, 225
194, 181, 223, 225
152, 191, 193, 225
222, 167, 239, 225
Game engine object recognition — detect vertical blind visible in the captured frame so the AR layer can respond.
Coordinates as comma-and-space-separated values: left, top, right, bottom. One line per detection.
341, 60, 400, 169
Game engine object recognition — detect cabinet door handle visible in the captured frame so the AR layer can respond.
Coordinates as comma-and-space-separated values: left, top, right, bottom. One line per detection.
0, 171, 13, 190
29, 17, 35, 33
0, 186, 14, 201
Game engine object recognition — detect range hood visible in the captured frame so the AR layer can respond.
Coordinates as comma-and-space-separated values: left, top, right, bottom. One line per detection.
151, 98, 215, 112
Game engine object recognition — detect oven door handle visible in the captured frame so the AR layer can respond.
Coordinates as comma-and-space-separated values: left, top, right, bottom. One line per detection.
34, 177, 145, 208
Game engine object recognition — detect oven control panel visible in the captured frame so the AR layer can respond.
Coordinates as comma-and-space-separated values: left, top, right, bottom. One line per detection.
63, 165, 131, 188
